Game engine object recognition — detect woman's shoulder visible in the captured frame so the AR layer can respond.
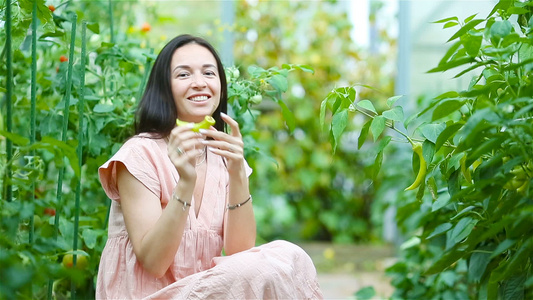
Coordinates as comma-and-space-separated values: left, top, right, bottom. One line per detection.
120, 133, 166, 151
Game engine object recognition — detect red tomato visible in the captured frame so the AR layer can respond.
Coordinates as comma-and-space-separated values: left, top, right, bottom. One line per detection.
48, 5, 56, 12
59, 55, 68, 63
44, 207, 56, 216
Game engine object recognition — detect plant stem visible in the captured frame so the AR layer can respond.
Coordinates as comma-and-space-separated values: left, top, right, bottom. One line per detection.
29, 0, 38, 246
4, 0, 13, 202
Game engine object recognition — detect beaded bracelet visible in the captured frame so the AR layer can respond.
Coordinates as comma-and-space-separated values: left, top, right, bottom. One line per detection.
226, 195, 252, 211
172, 191, 191, 211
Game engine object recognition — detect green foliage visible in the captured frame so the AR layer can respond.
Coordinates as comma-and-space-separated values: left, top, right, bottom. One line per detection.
321, 0, 533, 298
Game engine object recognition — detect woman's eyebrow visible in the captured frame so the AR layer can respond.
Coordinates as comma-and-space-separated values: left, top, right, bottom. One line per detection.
172, 64, 217, 74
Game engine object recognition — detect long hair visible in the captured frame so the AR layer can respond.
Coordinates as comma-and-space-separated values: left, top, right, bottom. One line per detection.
135, 34, 228, 137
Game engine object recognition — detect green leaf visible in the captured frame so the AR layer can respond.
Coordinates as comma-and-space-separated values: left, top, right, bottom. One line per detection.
382, 106, 404, 122
490, 239, 516, 259
432, 193, 451, 212
425, 248, 467, 275
375, 136, 392, 155
373, 151, 383, 180
450, 205, 477, 221
82, 228, 98, 249
422, 140, 435, 166
502, 275, 526, 300
465, 135, 506, 167
386, 95, 403, 107
468, 245, 492, 283
400, 236, 421, 250
277, 99, 296, 132
487, 0, 512, 18
490, 20, 513, 42
428, 56, 477, 73
433, 16, 459, 24
464, 13, 477, 24
267, 74, 289, 93
0, 131, 30, 146
435, 122, 463, 151
356, 100, 377, 114
331, 108, 349, 152
443, 21, 459, 29
370, 116, 385, 141
492, 239, 533, 282
447, 19, 484, 42
319, 98, 328, 130
438, 41, 462, 66
420, 123, 446, 144
449, 217, 478, 245
427, 223, 453, 239
93, 104, 114, 113
358, 120, 371, 149
448, 152, 464, 173
87, 22, 100, 34
281, 63, 314, 74
461, 33, 483, 57
354, 286, 375, 300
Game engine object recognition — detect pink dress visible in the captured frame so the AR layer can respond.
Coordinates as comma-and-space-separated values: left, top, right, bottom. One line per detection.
96, 133, 323, 299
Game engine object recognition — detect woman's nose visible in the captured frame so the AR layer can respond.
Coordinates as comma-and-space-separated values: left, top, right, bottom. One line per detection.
191, 74, 207, 88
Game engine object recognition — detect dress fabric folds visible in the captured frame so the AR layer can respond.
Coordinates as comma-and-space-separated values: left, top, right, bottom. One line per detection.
96, 134, 323, 299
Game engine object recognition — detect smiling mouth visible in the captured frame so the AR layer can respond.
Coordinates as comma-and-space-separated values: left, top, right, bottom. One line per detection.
189, 95, 209, 102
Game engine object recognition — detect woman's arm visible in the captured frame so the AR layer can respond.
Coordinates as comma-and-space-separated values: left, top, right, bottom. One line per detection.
119, 125, 203, 278
118, 162, 194, 278
224, 165, 256, 255
200, 112, 256, 255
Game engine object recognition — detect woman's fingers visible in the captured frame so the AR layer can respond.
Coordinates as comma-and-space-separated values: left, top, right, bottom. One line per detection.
168, 125, 205, 168
221, 112, 242, 138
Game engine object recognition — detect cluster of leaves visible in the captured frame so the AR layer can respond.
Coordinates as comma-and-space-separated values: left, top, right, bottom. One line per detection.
322, 0, 533, 298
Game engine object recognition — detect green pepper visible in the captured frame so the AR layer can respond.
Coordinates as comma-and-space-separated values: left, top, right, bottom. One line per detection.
405, 142, 427, 191
176, 115, 216, 132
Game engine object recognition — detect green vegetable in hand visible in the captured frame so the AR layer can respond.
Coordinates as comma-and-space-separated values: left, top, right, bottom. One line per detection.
405, 142, 427, 191
176, 115, 216, 132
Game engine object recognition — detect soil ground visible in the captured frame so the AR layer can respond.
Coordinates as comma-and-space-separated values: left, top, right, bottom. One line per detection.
299, 242, 397, 299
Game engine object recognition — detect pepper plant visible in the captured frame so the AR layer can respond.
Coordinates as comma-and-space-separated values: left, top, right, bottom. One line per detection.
321, 0, 532, 298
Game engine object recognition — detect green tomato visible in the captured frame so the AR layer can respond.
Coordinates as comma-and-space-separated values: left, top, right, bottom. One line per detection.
249, 94, 263, 104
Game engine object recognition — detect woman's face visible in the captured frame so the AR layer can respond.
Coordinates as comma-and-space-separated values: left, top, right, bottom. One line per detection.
170, 43, 221, 123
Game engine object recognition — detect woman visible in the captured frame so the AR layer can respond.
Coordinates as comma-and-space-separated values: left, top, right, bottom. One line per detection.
96, 34, 323, 299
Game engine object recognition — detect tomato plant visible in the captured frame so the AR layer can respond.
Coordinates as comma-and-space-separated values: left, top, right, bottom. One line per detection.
321, 0, 533, 298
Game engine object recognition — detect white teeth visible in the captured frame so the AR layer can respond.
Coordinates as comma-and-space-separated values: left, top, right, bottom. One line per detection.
189, 96, 208, 101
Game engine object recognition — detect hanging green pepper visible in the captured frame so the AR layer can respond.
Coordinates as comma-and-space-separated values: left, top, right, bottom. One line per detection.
405, 142, 427, 191
176, 115, 216, 132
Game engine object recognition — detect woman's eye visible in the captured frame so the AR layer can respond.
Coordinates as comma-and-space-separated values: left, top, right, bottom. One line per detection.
177, 73, 190, 78
205, 70, 216, 76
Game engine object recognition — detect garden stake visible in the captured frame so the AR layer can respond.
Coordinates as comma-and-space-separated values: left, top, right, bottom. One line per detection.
71, 21, 88, 299
53, 13, 77, 238
103, 0, 116, 230
3, 0, 13, 202
48, 13, 77, 300
108, 0, 115, 44
29, 0, 38, 245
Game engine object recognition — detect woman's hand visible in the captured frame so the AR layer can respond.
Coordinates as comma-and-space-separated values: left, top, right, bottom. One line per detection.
167, 123, 205, 182
199, 112, 245, 175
